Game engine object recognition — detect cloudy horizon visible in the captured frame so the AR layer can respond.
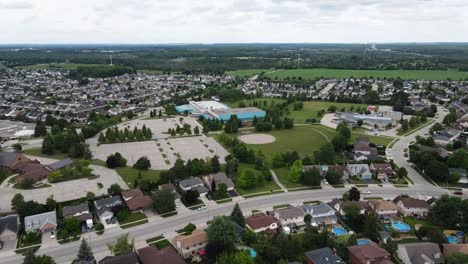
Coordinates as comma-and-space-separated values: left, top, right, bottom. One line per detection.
1, 0, 467, 44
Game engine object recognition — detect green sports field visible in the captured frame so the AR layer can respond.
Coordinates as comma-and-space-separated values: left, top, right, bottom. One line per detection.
227, 68, 468, 81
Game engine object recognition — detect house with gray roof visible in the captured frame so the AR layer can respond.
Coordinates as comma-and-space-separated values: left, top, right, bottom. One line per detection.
301, 203, 337, 226
347, 164, 373, 180
48, 158, 74, 171
94, 196, 122, 223
24, 211, 57, 235
272, 205, 305, 229
305, 247, 345, 264
0, 214, 19, 250
202, 172, 235, 192
0, 152, 31, 170
178, 177, 208, 196
63, 203, 92, 221
397, 242, 444, 264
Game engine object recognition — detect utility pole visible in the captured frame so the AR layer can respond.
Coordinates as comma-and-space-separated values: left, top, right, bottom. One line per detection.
109, 55, 113, 66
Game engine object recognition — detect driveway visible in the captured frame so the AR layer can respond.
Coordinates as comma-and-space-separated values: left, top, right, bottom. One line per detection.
0, 162, 128, 212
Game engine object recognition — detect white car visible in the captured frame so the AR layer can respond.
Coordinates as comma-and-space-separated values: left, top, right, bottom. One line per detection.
362, 190, 371, 195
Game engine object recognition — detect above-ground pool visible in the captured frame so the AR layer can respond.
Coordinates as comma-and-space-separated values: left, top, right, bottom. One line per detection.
332, 227, 348, 236
447, 235, 458, 244
392, 221, 411, 232
357, 239, 370, 245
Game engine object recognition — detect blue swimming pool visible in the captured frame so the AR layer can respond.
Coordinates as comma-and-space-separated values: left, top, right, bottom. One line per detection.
249, 248, 257, 258
332, 227, 347, 236
392, 221, 411, 232
357, 239, 370, 245
447, 235, 458, 244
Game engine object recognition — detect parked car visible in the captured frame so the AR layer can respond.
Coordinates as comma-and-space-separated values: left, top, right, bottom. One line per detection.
362, 190, 371, 195
50, 232, 56, 239
454, 191, 463, 195
322, 179, 329, 185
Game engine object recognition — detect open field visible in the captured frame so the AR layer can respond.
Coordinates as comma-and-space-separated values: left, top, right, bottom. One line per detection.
22, 147, 70, 160
114, 167, 162, 188
274, 167, 306, 189
227, 68, 468, 81
234, 163, 281, 196
16, 63, 106, 70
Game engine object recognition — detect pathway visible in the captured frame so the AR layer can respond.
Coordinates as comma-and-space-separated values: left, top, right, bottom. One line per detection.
270, 170, 288, 192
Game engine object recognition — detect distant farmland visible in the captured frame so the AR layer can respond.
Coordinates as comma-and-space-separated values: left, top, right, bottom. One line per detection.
226, 68, 468, 81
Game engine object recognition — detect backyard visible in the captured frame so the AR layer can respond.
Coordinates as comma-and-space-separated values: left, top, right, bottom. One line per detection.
114, 167, 161, 188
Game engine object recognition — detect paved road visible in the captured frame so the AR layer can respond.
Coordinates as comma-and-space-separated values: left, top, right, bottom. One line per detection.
0, 184, 451, 264
388, 105, 447, 185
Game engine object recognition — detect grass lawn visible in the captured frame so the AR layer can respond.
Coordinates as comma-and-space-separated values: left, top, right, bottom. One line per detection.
154, 239, 172, 250
16, 232, 41, 254
274, 167, 306, 189
288, 101, 369, 124
234, 163, 281, 195
146, 235, 164, 244
118, 210, 148, 229
402, 216, 437, 229
22, 147, 70, 160
397, 119, 433, 136
137, 69, 163, 74
224, 98, 287, 108
227, 68, 468, 81
114, 167, 162, 188
13, 183, 52, 190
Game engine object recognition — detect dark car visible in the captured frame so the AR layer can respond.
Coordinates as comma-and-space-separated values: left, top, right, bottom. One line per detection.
454, 191, 463, 195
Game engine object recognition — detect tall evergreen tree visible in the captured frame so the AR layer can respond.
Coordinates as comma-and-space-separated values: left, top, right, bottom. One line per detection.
230, 203, 245, 227
77, 238, 94, 262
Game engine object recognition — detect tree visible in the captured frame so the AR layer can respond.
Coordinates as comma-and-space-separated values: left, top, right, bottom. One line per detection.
332, 134, 348, 151
76, 238, 94, 262
336, 123, 351, 140
401, 119, 409, 131
107, 184, 123, 196
430, 194, 463, 229
183, 223, 196, 235
448, 149, 468, 170
11, 193, 24, 210
194, 126, 200, 135
288, 160, 303, 183
425, 160, 449, 182
363, 212, 379, 241
213, 183, 228, 200
348, 187, 361, 201
133, 156, 151, 170
325, 169, 343, 185
230, 203, 245, 228
216, 251, 254, 264
41, 134, 55, 155
301, 167, 321, 186
23, 250, 56, 264
447, 253, 468, 264
314, 143, 335, 164
34, 121, 47, 137
396, 167, 408, 178
12, 143, 22, 151
236, 169, 258, 189
206, 216, 237, 260
106, 152, 127, 168
107, 234, 134, 256
183, 189, 200, 205
45, 195, 57, 211
304, 214, 312, 226
357, 119, 363, 127
211, 156, 221, 173
152, 190, 175, 214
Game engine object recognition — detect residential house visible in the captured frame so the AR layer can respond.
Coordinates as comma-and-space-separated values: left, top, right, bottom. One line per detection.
0, 214, 19, 250
397, 243, 444, 264
202, 172, 235, 192
137, 245, 185, 264
305, 247, 346, 264
122, 189, 153, 212
443, 244, 468, 258
14, 161, 52, 183
159, 183, 181, 201
245, 214, 279, 233
0, 152, 31, 171
370, 163, 394, 181
347, 242, 392, 264
434, 129, 461, 145
271, 205, 305, 229
330, 199, 371, 215
62, 203, 93, 229
24, 211, 57, 235
368, 200, 399, 222
347, 164, 373, 180
47, 158, 74, 171
393, 196, 429, 217
353, 138, 379, 161
173, 229, 208, 258
178, 177, 209, 196
94, 196, 123, 224
99, 252, 139, 264
304, 165, 349, 180
300, 203, 338, 226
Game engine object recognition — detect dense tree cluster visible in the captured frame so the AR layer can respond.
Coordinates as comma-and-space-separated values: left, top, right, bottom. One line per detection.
81, 112, 123, 139
98, 125, 152, 144
106, 152, 127, 168
68, 65, 135, 79
41, 126, 92, 159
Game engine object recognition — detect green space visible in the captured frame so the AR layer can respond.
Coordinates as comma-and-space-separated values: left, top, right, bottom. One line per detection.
22, 147, 70, 160
274, 167, 307, 189
184, 199, 205, 210
227, 68, 468, 81
397, 118, 433, 136
16, 232, 41, 254
13, 182, 52, 190
117, 209, 148, 229
17, 63, 105, 70
236, 180, 281, 196
154, 239, 172, 250
224, 98, 286, 108
114, 167, 162, 188
289, 101, 369, 124
146, 235, 165, 244
137, 69, 163, 74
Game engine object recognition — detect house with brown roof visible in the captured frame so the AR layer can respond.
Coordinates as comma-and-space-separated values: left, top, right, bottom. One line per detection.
137, 245, 185, 264
353, 138, 379, 161
330, 199, 371, 215
173, 229, 208, 259
368, 200, 399, 222
13, 160, 52, 183
370, 163, 394, 181
122, 189, 153, 212
245, 214, 278, 233
0, 152, 31, 170
99, 252, 139, 264
443, 243, 468, 258
393, 195, 429, 217
202, 172, 235, 192
348, 242, 392, 264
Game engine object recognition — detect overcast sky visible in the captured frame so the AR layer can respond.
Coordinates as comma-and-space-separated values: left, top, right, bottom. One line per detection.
1, 0, 467, 44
